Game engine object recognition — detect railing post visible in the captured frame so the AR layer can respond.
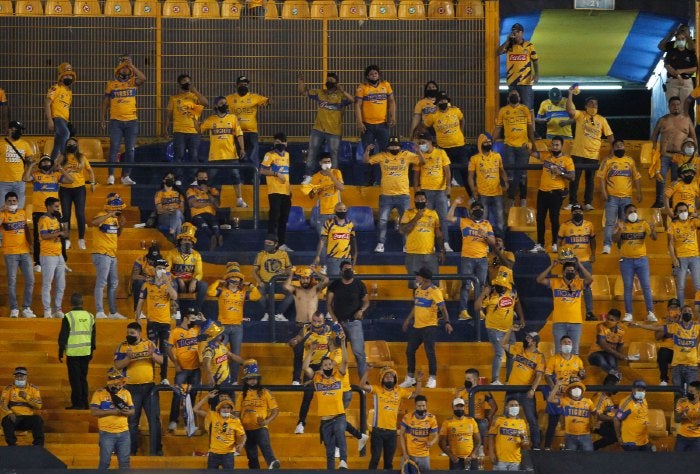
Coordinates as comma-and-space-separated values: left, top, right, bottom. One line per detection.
253, 164, 260, 230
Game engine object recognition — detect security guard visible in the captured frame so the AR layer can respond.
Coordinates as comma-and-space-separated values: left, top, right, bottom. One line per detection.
58, 293, 96, 409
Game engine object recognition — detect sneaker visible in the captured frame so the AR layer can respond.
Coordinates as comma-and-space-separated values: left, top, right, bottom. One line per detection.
53, 310, 64, 319
294, 422, 304, 434
319, 265, 327, 275
585, 312, 597, 321
173, 311, 181, 320
175, 180, 182, 187
109, 312, 128, 320
491, 380, 503, 385
622, 313, 633, 322
65, 264, 72, 272
269, 460, 281, 469
121, 176, 136, 185
96, 312, 109, 319
399, 376, 416, 388
610, 369, 622, 381
236, 198, 248, 208
358, 433, 369, 453
65, 239, 71, 250
584, 204, 595, 211
338, 460, 348, 469
444, 242, 454, 252
43, 310, 53, 319
278, 244, 294, 252
551, 244, 558, 253
459, 309, 472, 320
9, 309, 19, 318
627, 353, 640, 361
530, 244, 545, 253
274, 313, 288, 322
426, 376, 437, 389
291, 380, 301, 386
335, 447, 340, 458
602, 245, 611, 254
451, 178, 459, 186
520, 199, 527, 207
402, 245, 407, 253
374, 243, 385, 253
563, 204, 572, 211
138, 312, 147, 320
160, 379, 170, 386
34, 264, 41, 273
261, 313, 270, 321
78, 239, 86, 250
301, 175, 312, 185
646, 311, 658, 322
168, 421, 177, 432
106, 175, 115, 185
659, 381, 668, 386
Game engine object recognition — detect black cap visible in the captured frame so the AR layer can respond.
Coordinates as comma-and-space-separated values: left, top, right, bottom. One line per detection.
154, 259, 169, 268
415, 267, 433, 280
416, 131, 433, 141
388, 136, 401, 146
8, 120, 25, 130
183, 307, 198, 316
570, 204, 583, 212
236, 75, 249, 84
436, 91, 449, 102
668, 298, 682, 307
39, 155, 52, 163
511, 23, 524, 32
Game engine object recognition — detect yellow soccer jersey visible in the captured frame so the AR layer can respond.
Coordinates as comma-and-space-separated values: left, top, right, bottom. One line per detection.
418, 148, 451, 191
167, 91, 203, 134
307, 89, 353, 136
370, 384, 413, 430
507, 345, 544, 386
313, 368, 345, 417
598, 156, 641, 198
301, 324, 332, 365
202, 343, 231, 385
665, 180, 699, 214
46, 84, 72, 120
356, 81, 393, 125
31, 171, 62, 210
154, 189, 184, 212
537, 98, 572, 138
166, 249, 204, 282
207, 281, 261, 325
261, 151, 291, 196
454, 388, 493, 420
139, 281, 172, 324
414, 97, 437, 121
483, 289, 519, 332
496, 104, 532, 147
560, 396, 594, 435
401, 208, 439, 255
186, 185, 219, 217
595, 322, 625, 351
0, 138, 32, 182
321, 218, 355, 259
368, 150, 420, 196
665, 322, 699, 366
439, 416, 479, 457
200, 113, 243, 161
225, 92, 269, 133
0, 88, 6, 105
331, 348, 351, 392
92, 212, 120, 258
545, 354, 584, 385
615, 396, 649, 446
459, 217, 494, 258
0, 209, 30, 255
618, 220, 651, 258
168, 326, 201, 370
423, 107, 466, 148
469, 152, 504, 197
413, 284, 445, 329
489, 416, 528, 464
558, 220, 595, 262
90, 387, 133, 433
205, 411, 245, 454
236, 388, 278, 431
548, 277, 584, 324
675, 398, 700, 438
253, 249, 290, 283
60, 153, 91, 189
105, 77, 139, 121
114, 339, 158, 384
401, 411, 439, 457
38, 213, 62, 257
539, 154, 574, 192
0, 383, 42, 417
310, 169, 344, 214
571, 111, 613, 160
505, 40, 538, 86
668, 218, 700, 258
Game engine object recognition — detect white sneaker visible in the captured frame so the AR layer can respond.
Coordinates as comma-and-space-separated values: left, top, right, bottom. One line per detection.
602, 245, 611, 254
109, 312, 127, 320
65, 240, 71, 250
646, 311, 658, 322
9, 309, 19, 318
374, 243, 385, 253
358, 433, 369, 453
335, 447, 340, 458
78, 239, 86, 250
274, 313, 288, 322
34, 264, 41, 273
399, 376, 416, 388
444, 242, 454, 253
43, 310, 53, 319
294, 422, 304, 434
65, 264, 72, 273
121, 176, 136, 185
563, 204, 572, 211
551, 244, 558, 253
622, 313, 633, 322
168, 421, 177, 432
520, 199, 527, 207
261, 313, 270, 321
319, 265, 327, 275
53, 310, 64, 319
175, 180, 182, 186
491, 380, 503, 385
530, 244, 545, 253
451, 178, 459, 186
106, 175, 115, 185
139, 312, 147, 320
278, 244, 294, 252
338, 460, 348, 469
269, 460, 281, 469
301, 175, 312, 185
627, 354, 640, 361
236, 198, 248, 208
659, 381, 668, 386
173, 311, 181, 320
584, 204, 595, 211
291, 381, 301, 386
160, 379, 170, 386
426, 376, 437, 389
96, 312, 108, 319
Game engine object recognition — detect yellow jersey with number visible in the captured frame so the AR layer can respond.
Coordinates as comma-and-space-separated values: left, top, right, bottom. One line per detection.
368, 151, 420, 196
597, 156, 641, 198
665, 180, 700, 214
423, 106, 466, 148
548, 277, 584, 324
505, 40, 538, 86
418, 148, 451, 191
200, 113, 243, 161
557, 220, 595, 262
401, 411, 439, 457
483, 289, 518, 332
92, 212, 120, 258
469, 152, 503, 197
459, 218, 494, 258
139, 281, 172, 324
167, 91, 203, 134
356, 81, 393, 124
496, 104, 531, 147
401, 208, 439, 255
545, 354, 584, 385
439, 416, 479, 457
489, 416, 528, 463
261, 151, 291, 195
310, 169, 343, 214
236, 388, 278, 431
0, 209, 30, 255
665, 322, 699, 366
225, 92, 269, 133
571, 111, 613, 160
619, 220, 651, 258
370, 384, 413, 430
105, 77, 139, 121
668, 218, 700, 258
313, 368, 345, 417
560, 396, 594, 435
539, 154, 574, 192
413, 284, 445, 328
0, 138, 32, 182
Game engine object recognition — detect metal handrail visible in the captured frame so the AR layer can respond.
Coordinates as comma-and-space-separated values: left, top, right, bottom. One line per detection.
147, 383, 366, 456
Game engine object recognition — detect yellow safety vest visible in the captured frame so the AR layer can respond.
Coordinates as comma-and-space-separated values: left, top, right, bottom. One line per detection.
65, 309, 94, 357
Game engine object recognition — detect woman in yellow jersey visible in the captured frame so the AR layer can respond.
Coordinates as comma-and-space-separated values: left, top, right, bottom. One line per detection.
45, 62, 75, 161
56, 137, 95, 251
409, 81, 439, 138
674, 380, 700, 451
154, 171, 185, 242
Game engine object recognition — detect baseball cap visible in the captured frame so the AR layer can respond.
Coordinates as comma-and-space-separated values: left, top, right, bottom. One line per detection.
436, 91, 450, 102
9, 120, 25, 130
453, 398, 466, 406
236, 75, 249, 84
632, 380, 647, 389
14, 367, 28, 376
415, 267, 433, 280
388, 136, 401, 146
667, 298, 682, 307
511, 23, 524, 32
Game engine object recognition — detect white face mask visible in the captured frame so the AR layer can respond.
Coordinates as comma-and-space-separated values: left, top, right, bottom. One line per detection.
419, 143, 430, 153
633, 391, 645, 401
676, 39, 687, 49
683, 146, 695, 156
15, 379, 26, 388
7, 205, 17, 212
156, 269, 166, 278
561, 344, 573, 355
220, 411, 231, 418
679, 211, 689, 221
570, 388, 582, 398
627, 212, 638, 223
320, 163, 332, 171
508, 406, 520, 417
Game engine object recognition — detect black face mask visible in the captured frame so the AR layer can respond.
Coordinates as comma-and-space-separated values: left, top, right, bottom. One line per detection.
472, 209, 484, 220
126, 335, 138, 345
335, 211, 347, 220
565, 271, 576, 281
40, 164, 52, 172
342, 269, 353, 280
322, 368, 334, 377
237, 85, 249, 95
438, 103, 448, 111
453, 409, 465, 417
368, 79, 380, 86
65, 144, 78, 154
10, 130, 21, 140
551, 150, 562, 157
217, 105, 229, 114
197, 179, 208, 186
325, 81, 337, 90
682, 174, 695, 184
274, 144, 286, 152
508, 94, 519, 104
425, 89, 438, 98
62, 78, 73, 86
264, 244, 276, 253
181, 243, 193, 253
164, 179, 174, 187
572, 213, 584, 224
108, 385, 120, 393
494, 285, 506, 294
383, 380, 396, 389
481, 144, 492, 153
180, 82, 190, 91
53, 210, 62, 219
415, 202, 427, 210
688, 392, 697, 402
464, 380, 473, 389
415, 409, 427, 417
682, 312, 693, 322
118, 73, 130, 81
388, 148, 400, 155
613, 149, 625, 158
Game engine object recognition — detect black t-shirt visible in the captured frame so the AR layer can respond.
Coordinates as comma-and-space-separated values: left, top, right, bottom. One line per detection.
328, 278, 367, 322
664, 42, 697, 77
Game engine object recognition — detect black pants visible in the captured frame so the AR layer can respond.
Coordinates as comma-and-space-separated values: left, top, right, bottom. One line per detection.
147, 321, 171, 380
658, 347, 674, 383
292, 339, 304, 383
569, 156, 598, 206
59, 185, 87, 239
66, 355, 90, 408
536, 190, 564, 246
2, 414, 44, 446
132, 280, 145, 311
593, 421, 617, 450
544, 413, 560, 449
406, 326, 437, 376
450, 457, 478, 470
267, 193, 291, 245
169, 368, 201, 423
445, 145, 471, 196
297, 362, 321, 425
126, 383, 162, 455
369, 427, 398, 470
244, 427, 277, 469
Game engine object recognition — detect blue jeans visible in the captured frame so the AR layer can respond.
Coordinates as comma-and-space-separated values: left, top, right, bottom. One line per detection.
604, 196, 631, 247
620, 256, 653, 313
552, 322, 583, 355
495, 461, 521, 471
92, 253, 118, 314
98, 430, 130, 470
158, 209, 184, 236
460, 257, 488, 314
362, 122, 390, 185
173, 132, 202, 182
242, 132, 259, 183
341, 320, 367, 377
424, 190, 449, 244
655, 155, 679, 204
675, 256, 700, 301
512, 392, 540, 448
409, 456, 431, 472
51, 117, 70, 162
502, 144, 529, 200
174, 279, 209, 312
326, 257, 344, 278
675, 434, 700, 452
377, 194, 410, 244
306, 129, 342, 175
565, 433, 594, 451
321, 415, 347, 469
40, 255, 66, 313
0, 181, 26, 209
579, 261, 594, 314
257, 281, 293, 317
482, 195, 505, 238
221, 324, 243, 382
672, 364, 698, 389
207, 452, 234, 469
4, 253, 34, 309
512, 84, 534, 110
108, 119, 138, 177
588, 351, 617, 374
487, 328, 514, 382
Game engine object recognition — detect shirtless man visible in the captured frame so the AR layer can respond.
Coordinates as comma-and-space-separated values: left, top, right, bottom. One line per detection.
652, 96, 697, 207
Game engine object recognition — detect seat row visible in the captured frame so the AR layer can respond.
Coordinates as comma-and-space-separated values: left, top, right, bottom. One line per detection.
2, 0, 485, 19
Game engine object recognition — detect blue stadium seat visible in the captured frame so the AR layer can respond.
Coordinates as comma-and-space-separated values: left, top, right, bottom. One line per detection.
348, 206, 375, 231
338, 140, 354, 164
309, 205, 320, 229
286, 206, 309, 231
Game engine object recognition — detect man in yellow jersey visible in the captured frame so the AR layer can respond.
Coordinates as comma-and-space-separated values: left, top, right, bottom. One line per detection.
599, 139, 642, 254
253, 233, 292, 321
613, 204, 658, 322
307, 152, 345, 234
101, 56, 146, 186
469, 133, 508, 238
547, 380, 595, 451
187, 169, 222, 251
131, 242, 161, 310
400, 191, 444, 286
226, 75, 270, 176
92, 193, 127, 320
298, 72, 354, 183
58, 293, 96, 409
114, 322, 164, 455
400, 267, 452, 389
164, 74, 208, 186
39, 197, 68, 319
536, 88, 573, 139
303, 332, 349, 470
0, 121, 33, 209
423, 92, 468, 191
557, 204, 597, 321
498, 23, 539, 111
439, 398, 482, 469
665, 163, 699, 216
674, 380, 700, 451
399, 394, 439, 472
475, 270, 525, 384
591, 374, 620, 450
531, 136, 575, 253
194, 393, 246, 469
668, 201, 700, 301
313, 202, 355, 277
45, 62, 75, 161
454, 368, 497, 444
448, 197, 496, 320
0, 191, 35, 318
236, 360, 281, 469
260, 132, 293, 251
614, 380, 651, 451
199, 96, 248, 207
536, 256, 592, 354
565, 87, 615, 210
166, 308, 203, 431
365, 136, 424, 253
588, 309, 628, 381
0, 367, 44, 446
414, 131, 453, 251
136, 258, 178, 385
410, 81, 439, 138
90, 367, 134, 470
360, 367, 421, 470
201, 327, 245, 388
489, 397, 530, 470
167, 222, 209, 310
494, 89, 537, 207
